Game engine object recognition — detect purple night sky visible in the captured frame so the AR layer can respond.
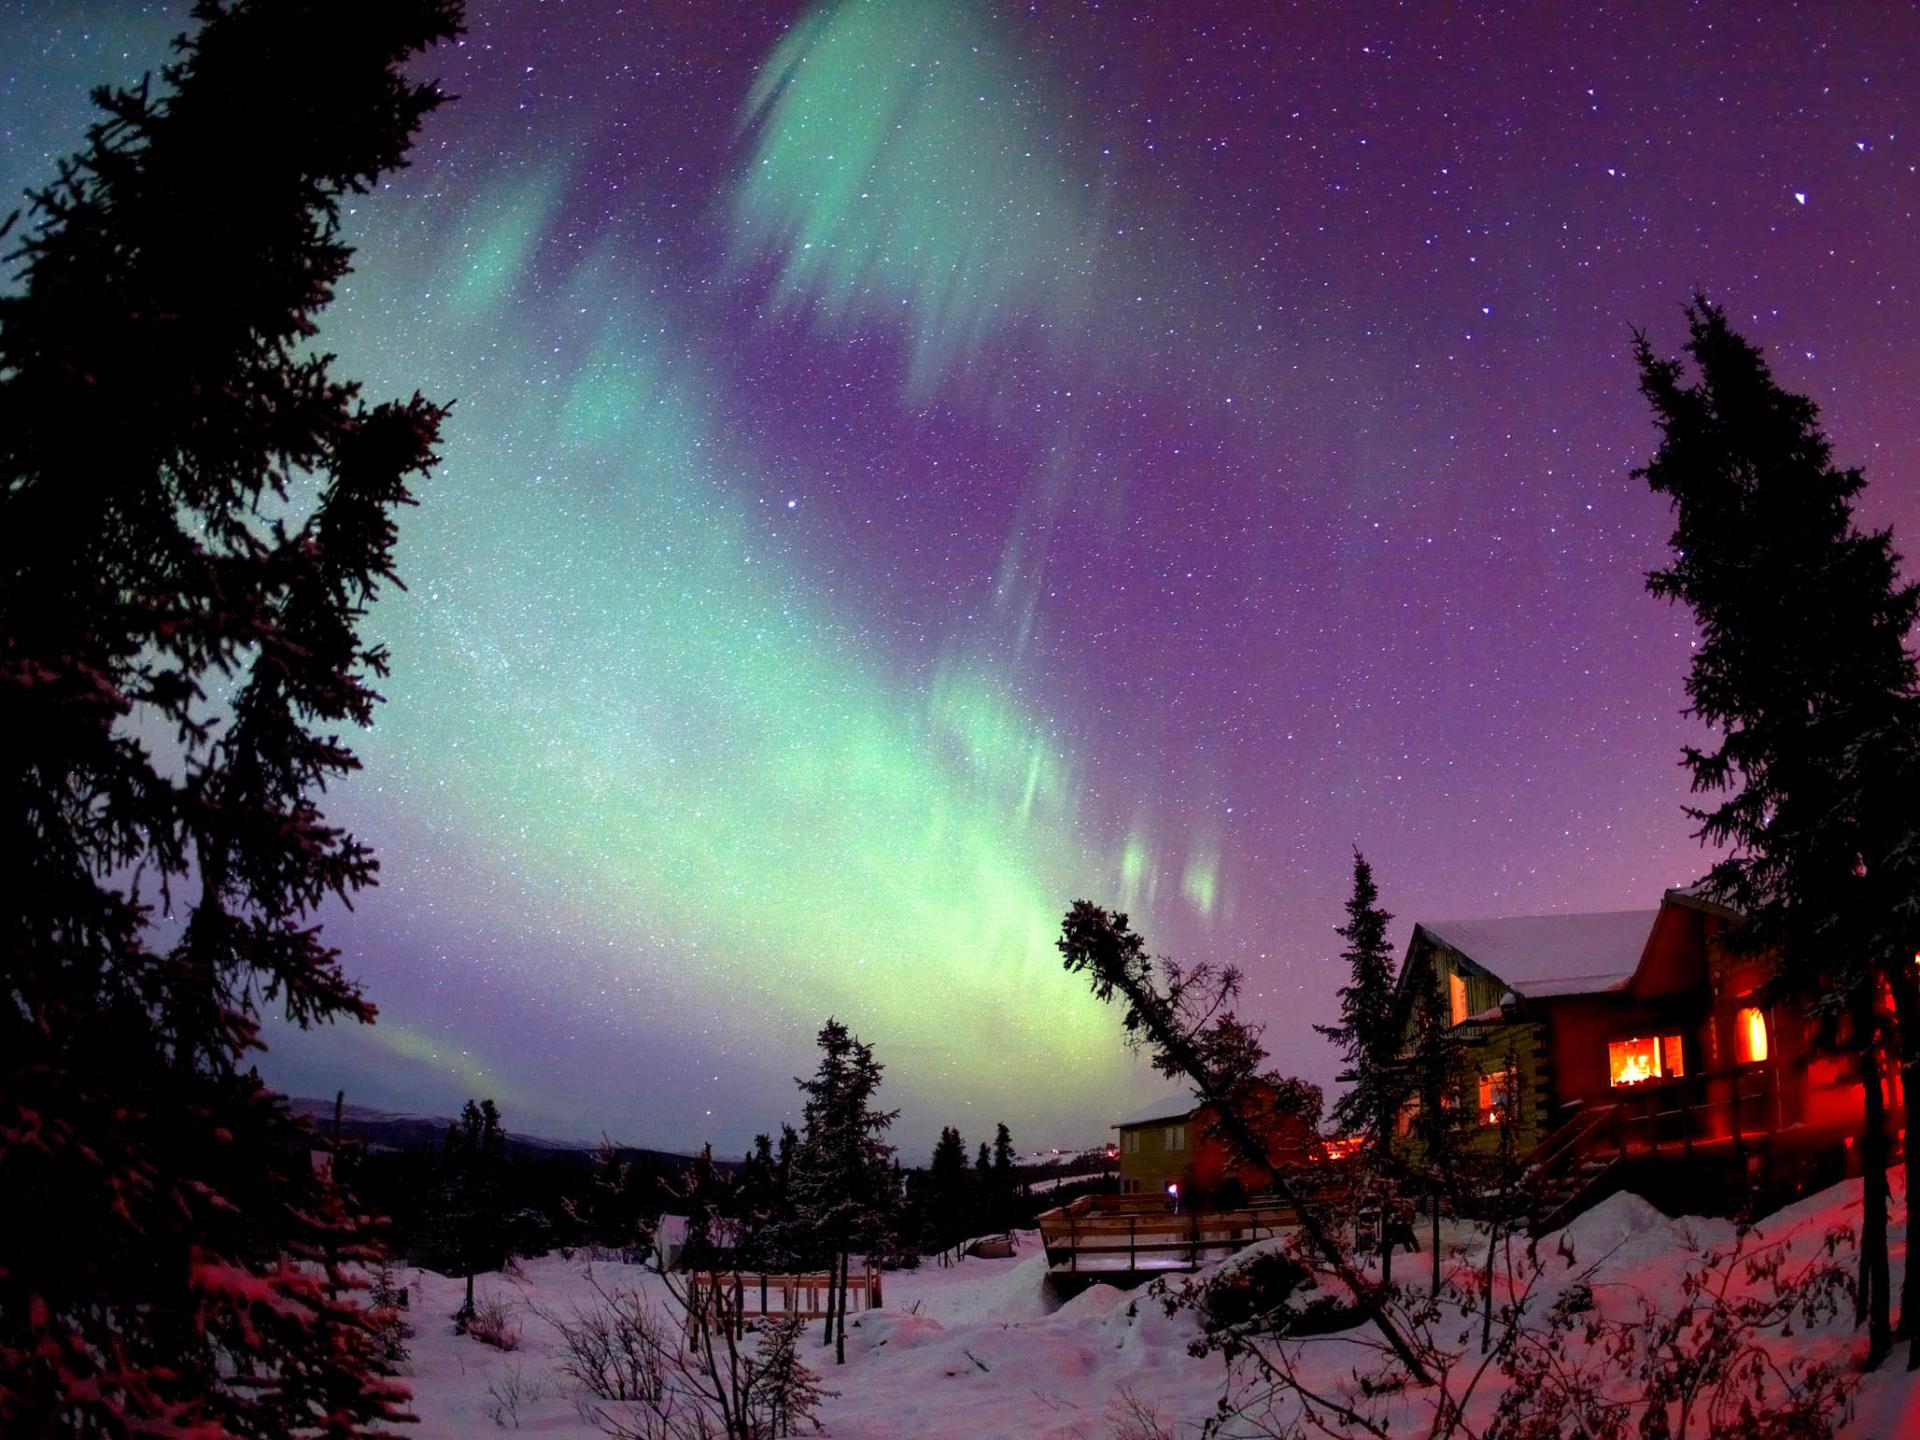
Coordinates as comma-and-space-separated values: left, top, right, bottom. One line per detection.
4, 1, 1916, 1154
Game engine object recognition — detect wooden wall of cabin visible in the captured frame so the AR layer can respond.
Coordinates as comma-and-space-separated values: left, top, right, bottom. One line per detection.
1406, 944, 1551, 1151
1452, 1019, 1550, 1153
1536, 992, 1711, 1120
1699, 914, 1885, 1134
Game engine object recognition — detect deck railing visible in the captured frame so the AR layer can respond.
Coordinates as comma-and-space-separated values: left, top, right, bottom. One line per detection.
1035, 1193, 1301, 1272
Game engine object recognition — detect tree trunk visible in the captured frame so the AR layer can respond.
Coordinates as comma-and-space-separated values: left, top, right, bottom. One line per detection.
820, 1248, 837, 1348
1480, 1201, 1498, 1355
1377, 1116, 1394, 1289
1883, 975, 1920, 1368
1431, 1189, 1441, 1296
1860, 1036, 1892, 1368
834, 1248, 848, 1366
462, 1270, 474, 1325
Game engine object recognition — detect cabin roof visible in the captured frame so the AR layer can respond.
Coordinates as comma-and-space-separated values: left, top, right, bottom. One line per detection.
1112, 1091, 1201, 1129
1415, 909, 1660, 998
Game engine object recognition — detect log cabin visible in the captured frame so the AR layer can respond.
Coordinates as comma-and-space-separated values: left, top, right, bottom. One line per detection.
1393, 887, 1903, 1222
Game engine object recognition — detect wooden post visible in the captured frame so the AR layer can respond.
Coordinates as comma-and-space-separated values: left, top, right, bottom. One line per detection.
1129, 1215, 1136, 1271
1069, 1211, 1078, 1271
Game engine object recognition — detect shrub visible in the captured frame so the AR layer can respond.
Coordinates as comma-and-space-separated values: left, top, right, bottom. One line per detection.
465, 1293, 521, 1352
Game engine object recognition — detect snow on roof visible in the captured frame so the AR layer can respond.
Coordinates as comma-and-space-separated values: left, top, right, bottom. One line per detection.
1417, 909, 1659, 998
1113, 1092, 1200, 1129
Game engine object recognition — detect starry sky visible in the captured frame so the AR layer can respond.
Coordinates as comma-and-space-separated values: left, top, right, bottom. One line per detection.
4, 1, 1918, 1155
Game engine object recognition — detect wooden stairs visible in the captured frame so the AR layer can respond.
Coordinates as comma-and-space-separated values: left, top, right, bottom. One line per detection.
1521, 1102, 1626, 1237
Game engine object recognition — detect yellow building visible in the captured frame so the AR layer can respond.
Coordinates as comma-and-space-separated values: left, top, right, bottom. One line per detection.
1112, 1093, 1198, 1197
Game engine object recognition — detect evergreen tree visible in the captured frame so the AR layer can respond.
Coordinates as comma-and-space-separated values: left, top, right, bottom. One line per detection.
585, 1136, 635, 1255
787, 1019, 899, 1364
926, 1126, 971, 1259
991, 1122, 1016, 1184
989, 1122, 1017, 1230
1634, 298, 1920, 1367
736, 1128, 803, 1270
439, 1098, 509, 1326
975, 1141, 992, 1178
677, 1143, 736, 1272
1314, 850, 1409, 1284
0, 1, 459, 1430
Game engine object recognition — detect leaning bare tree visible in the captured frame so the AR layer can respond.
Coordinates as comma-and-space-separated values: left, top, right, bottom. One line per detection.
1057, 901, 1434, 1383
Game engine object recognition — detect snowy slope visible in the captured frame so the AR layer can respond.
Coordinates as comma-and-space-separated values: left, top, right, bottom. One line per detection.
392, 1172, 1920, 1438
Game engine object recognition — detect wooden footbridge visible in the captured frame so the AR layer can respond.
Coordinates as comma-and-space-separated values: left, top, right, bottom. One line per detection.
1036, 1194, 1300, 1275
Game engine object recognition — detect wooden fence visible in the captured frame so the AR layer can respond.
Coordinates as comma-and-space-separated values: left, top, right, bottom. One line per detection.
684, 1269, 883, 1339
1036, 1193, 1300, 1272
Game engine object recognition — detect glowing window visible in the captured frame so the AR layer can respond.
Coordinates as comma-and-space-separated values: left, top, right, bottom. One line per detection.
1608, 1035, 1681, 1087
1735, 1006, 1769, 1064
1448, 971, 1469, 1026
1478, 1067, 1515, 1126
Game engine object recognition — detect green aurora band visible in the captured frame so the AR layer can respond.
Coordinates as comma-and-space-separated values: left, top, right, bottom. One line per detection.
282, 190, 1223, 1140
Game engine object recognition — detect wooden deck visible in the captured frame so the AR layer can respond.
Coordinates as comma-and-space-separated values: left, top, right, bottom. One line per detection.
1523, 1062, 1905, 1233
1036, 1193, 1300, 1273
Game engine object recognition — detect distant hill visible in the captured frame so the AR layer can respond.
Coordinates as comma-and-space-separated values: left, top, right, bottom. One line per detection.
287, 1097, 723, 1169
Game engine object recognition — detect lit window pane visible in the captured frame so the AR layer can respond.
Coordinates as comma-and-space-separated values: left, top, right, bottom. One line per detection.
1736, 1006, 1769, 1064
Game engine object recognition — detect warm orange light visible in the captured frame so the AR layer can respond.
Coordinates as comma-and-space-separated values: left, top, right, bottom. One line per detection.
1448, 971, 1468, 1026
1736, 1006, 1769, 1064
1609, 1036, 1662, 1087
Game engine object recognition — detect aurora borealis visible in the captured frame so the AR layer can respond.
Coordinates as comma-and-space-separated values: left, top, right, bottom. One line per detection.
5, 2, 1918, 1153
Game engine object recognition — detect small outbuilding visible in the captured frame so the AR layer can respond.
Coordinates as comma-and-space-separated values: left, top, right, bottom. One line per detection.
1113, 1079, 1321, 1208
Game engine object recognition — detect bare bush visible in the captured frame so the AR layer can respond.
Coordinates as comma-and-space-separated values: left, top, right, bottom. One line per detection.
535, 1274, 671, 1404
486, 1362, 550, 1429
466, 1293, 522, 1352
560, 1264, 830, 1440
1190, 1220, 1855, 1440
1109, 1385, 1181, 1439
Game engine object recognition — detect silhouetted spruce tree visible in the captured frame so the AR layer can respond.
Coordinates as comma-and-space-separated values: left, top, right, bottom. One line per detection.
439, 1099, 509, 1327
734, 1131, 783, 1266
1406, 971, 1473, 1296
1635, 297, 1920, 1368
926, 1126, 970, 1260
787, 1019, 899, 1364
1314, 850, 1409, 1285
0, 1, 459, 1431
989, 1122, 1017, 1230
577, 1135, 635, 1254
676, 1143, 736, 1272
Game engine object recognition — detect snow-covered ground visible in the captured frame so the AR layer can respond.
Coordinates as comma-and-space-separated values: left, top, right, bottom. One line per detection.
395, 1171, 1920, 1437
